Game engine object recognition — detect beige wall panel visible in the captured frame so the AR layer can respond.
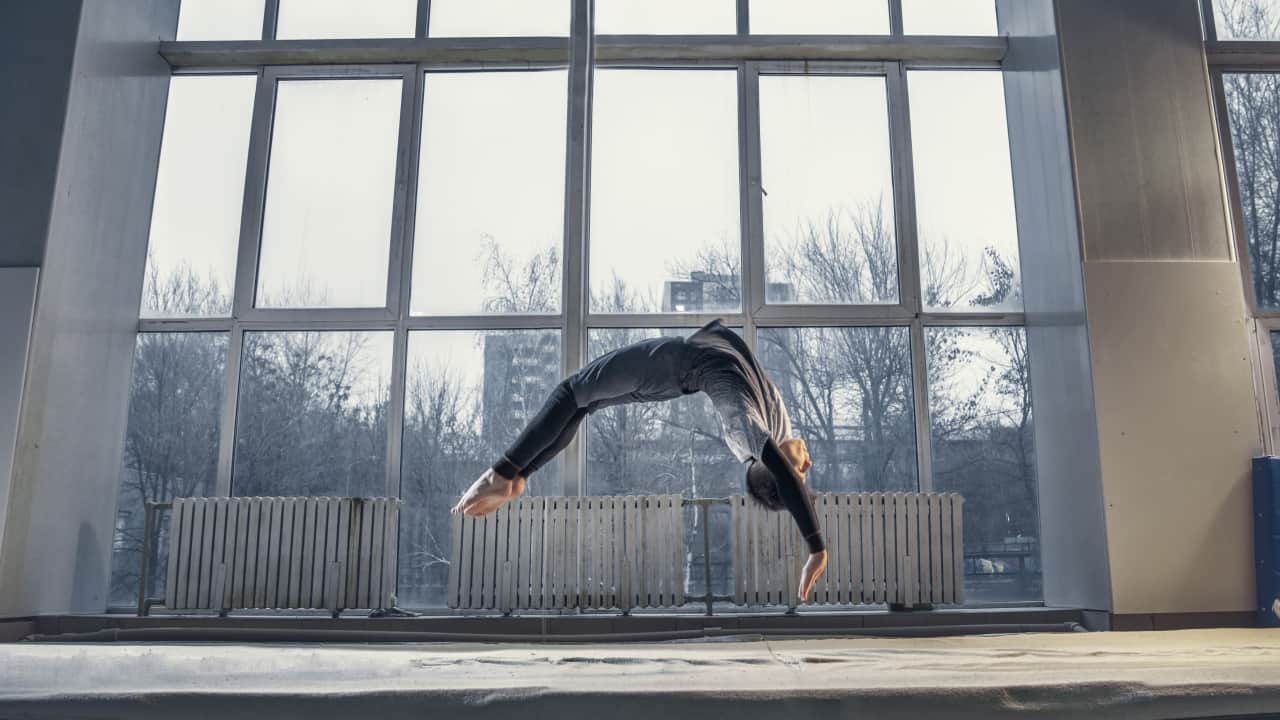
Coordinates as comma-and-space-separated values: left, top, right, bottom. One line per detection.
1085, 260, 1259, 613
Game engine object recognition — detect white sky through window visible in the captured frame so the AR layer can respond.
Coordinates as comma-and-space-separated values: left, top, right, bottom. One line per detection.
176, 0, 265, 40
275, 0, 417, 39
750, 0, 889, 34
428, 0, 570, 36
590, 69, 741, 313
411, 70, 567, 316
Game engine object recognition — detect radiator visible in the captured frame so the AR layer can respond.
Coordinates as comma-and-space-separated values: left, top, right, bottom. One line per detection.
164, 497, 400, 613
447, 495, 685, 611
732, 492, 964, 608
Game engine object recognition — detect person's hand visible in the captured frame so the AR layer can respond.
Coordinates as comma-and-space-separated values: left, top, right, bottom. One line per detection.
450, 469, 525, 517
798, 549, 827, 601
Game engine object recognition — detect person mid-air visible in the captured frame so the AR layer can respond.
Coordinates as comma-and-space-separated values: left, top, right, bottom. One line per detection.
451, 318, 828, 600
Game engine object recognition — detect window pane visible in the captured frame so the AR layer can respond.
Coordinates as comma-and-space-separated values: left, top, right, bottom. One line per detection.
257, 79, 402, 309
902, 0, 998, 35
276, 0, 416, 39
927, 326, 1040, 603
142, 75, 255, 318
109, 333, 227, 605
910, 71, 1022, 312
1225, 73, 1280, 309
231, 331, 393, 496
596, 0, 736, 34
760, 75, 898, 305
585, 328, 742, 498
1215, 0, 1280, 40
590, 70, 740, 314
758, 327, 917, 492
411, 71, 566, 315
399, 330, 562, 607
750, 0, 889, 34
177, 0, 265, 40
585, 327, 741, 602
429, 0, 569, 36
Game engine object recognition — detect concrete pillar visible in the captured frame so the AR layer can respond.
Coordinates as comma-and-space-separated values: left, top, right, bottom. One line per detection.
0, 0, 178, 616
1056, 0, 1260, 616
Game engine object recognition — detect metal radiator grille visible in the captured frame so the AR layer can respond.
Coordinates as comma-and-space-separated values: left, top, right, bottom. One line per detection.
165, 497, 399, 612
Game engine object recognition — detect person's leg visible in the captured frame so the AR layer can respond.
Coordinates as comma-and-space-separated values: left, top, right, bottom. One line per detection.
454, 336, 692, 516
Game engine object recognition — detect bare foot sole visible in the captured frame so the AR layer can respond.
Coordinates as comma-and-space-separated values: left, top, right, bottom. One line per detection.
451, 469, 525, 517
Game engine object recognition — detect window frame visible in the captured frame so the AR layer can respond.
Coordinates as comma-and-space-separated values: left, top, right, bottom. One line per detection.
126, 0, 1034, 608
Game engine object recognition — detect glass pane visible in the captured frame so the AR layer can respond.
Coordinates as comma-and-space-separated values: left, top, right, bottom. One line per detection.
231, 331, 393, 496
429, 0, 569, 36
109, 333, 228, 605
910, 71, 1022, 312
399, 330, 562, 607
257, 79, 402, 309
902, 0, 998, 35
142, 75, 255, 318
1215, 0, 1280, 40
276, 0, 417, 39
596, 0, 736, 34
177, 0, 265, 40
411, 71, 566, 315
750, 0, 889, 34
584, 327, 743, 498
585, 327, 742, 603
1225, 73, 1280, 309
927, 326, 1040, 603
758, 327, 917, 492
590, 70, 740, 314
760, 75, 898, 305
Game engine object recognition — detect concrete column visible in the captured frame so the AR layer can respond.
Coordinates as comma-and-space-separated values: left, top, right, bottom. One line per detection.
0, 0, 179, 616
1057, 0, 1260, 615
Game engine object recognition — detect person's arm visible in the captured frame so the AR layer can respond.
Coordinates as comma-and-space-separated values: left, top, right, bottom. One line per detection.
759, 437, 825, 554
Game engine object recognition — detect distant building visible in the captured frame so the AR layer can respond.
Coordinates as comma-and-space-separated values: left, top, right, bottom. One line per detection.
481, 333, 561, 444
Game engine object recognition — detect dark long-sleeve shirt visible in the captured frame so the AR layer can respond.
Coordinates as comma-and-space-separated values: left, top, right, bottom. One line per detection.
685, 320, 825, 554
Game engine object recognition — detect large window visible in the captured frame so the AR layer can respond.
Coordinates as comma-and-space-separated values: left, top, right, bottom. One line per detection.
113, 0, 1038, 609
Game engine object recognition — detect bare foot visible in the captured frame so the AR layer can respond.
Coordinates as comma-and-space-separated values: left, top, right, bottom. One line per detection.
450, 468, 525, 517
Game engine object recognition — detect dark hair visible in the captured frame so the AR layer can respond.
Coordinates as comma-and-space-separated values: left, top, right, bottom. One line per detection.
745, 461, 784, 510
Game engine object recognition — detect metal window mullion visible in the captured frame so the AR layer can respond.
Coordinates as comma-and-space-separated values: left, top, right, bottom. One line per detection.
214, 324, 246, 496
886, 60, 933, 490
738, 60, 758, 351
736, 0, 750, 35
138, 318, 235, 333
381, 67, 420, 327
1203, 0, 1220, 42
586, 313, 751, 329
231, 69, 274, 320
262, 0, 280, 40
909, 320, 933, 492
417, 0, 431, 38
561, 0, 594, 499
742, 62, 766, 318
886, 63, 922, 316
889, 0, 905, 36
386, 66, 427, 501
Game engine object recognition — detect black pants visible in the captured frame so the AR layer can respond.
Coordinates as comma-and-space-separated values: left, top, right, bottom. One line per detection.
493, 336, 700, 479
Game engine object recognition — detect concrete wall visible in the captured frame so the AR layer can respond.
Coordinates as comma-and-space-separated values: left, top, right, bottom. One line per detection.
0, 269, 39, 571
1057, 0, 1261, 614
0, 2, 80, 268
0, 1, 178, 616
